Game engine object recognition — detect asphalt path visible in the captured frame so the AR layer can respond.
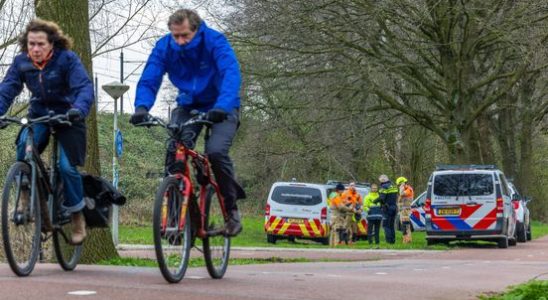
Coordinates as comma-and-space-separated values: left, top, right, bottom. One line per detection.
1, 236, 547, 300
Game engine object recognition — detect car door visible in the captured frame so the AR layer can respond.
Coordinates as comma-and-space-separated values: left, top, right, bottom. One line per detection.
410, 192, 426, 231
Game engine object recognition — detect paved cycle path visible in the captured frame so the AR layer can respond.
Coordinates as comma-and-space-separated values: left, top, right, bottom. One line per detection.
1, 236, 547, 300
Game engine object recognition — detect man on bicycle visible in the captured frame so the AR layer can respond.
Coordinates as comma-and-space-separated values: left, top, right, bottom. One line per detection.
130, 9, 246, 236
0, 19, 94, 244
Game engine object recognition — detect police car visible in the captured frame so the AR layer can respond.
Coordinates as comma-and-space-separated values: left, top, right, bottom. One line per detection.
264, 181, 331, 245
507, 181, 532, 243
425, 165, 517, 248
409, 191, 427, 231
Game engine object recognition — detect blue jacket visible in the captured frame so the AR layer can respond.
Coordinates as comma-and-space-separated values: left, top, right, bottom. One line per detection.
379, 181, 398, 207
135, 21, 241, 113
0, 49, 94, 117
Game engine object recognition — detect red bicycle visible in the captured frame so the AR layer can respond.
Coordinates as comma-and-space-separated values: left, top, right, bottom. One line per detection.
134, 112, 230, 283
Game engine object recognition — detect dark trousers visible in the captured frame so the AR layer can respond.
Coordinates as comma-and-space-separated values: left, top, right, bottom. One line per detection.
382, 205, 397, 244
367, 218, 381, 244
167, 107, 245, 212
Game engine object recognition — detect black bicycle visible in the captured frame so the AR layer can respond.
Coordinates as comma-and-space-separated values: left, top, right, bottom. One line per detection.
0, 112, 82, 276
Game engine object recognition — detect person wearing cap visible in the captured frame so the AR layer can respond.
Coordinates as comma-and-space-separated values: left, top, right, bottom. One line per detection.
378, 174, 398, 244
329, 183, 353, 246
364, 183, 382, 247
396, 176, 414, 243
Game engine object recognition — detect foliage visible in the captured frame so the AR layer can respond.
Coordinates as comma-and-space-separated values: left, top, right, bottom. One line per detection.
479, 280, 548, 300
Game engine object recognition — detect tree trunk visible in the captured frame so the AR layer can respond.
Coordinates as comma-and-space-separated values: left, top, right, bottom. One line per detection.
35, 0, 118, 262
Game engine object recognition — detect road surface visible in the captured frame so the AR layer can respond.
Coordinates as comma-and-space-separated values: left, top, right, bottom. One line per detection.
1, 236, 547, 300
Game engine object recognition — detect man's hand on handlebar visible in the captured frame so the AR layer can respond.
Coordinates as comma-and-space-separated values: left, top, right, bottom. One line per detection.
206, 108, 227, 123
130, 106, 150, 125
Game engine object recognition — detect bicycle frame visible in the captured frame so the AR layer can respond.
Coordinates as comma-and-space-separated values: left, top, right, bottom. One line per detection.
171, 140, 227, 239
145, 114, 228, 239
20, 120, 70, 239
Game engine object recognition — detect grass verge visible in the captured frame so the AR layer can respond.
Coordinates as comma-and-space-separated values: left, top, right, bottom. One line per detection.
478, 280, 548, 299
119, 216, 548, 250
98, 256, 326, 268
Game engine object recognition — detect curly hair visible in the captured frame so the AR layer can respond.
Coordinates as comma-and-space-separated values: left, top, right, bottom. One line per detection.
18, 18, 73, 52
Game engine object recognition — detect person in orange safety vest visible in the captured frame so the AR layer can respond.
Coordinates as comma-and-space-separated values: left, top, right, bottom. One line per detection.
396, 176, 414, 243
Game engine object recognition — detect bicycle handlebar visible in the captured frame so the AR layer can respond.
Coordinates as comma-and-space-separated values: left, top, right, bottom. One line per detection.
133, 111, 214, 131
0, 111, 72, 128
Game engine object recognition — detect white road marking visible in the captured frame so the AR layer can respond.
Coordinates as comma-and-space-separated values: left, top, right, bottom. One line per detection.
375, 272, 387, 275
442, 266, 451, 269
413, 268, 425, 271
187, 276, 204, 279
68, 291, 97, 296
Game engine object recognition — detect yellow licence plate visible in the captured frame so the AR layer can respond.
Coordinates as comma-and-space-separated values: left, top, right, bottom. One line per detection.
286, 218, 305, 224
437, 208, 461, 216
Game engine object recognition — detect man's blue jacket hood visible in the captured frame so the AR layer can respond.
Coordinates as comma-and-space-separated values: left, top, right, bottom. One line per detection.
135, 21, 241, 113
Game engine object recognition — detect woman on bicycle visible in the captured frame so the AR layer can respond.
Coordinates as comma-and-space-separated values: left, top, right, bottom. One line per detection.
0, 19, 94, 244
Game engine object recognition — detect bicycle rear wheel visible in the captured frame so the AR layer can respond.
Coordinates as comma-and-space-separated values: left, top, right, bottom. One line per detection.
153, 176, 192, 283
1, 162, 41, 276
52, 180, 82, 271
203, 186, 230, 279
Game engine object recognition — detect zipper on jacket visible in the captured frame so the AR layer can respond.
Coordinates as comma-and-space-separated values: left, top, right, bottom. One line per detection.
39, 71, 47, 101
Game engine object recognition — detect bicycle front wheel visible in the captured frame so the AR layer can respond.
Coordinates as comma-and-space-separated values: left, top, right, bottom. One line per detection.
203, 186, 231, 279
52, 180, 82, 271
1, 162, 41, 276
153, 176, 192, 283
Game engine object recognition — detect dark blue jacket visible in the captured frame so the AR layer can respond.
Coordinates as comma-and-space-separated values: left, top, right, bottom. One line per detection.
135, 21, 241, 113
379, 181, 398, 207
0, 49, 94, 117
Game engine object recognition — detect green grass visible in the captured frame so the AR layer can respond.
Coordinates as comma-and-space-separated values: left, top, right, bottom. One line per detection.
478, 280, 548, 300
119, 216, 548, 250
97, 256, 320, 268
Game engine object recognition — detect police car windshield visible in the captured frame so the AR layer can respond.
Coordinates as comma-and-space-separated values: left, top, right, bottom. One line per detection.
271, 186, 322, 206
433, 174, 493, 196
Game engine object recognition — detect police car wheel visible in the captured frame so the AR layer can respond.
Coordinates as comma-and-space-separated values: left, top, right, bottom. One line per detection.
497, 237, 508, 248
267, 234, 277, 244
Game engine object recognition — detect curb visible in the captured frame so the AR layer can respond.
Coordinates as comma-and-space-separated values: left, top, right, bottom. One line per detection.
116, 244, 440, 254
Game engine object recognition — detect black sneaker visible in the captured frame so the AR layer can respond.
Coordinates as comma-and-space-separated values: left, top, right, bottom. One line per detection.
225, 209, 243, 237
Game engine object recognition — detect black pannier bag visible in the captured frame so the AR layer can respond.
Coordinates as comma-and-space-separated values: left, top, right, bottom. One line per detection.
82, 174, 126, 228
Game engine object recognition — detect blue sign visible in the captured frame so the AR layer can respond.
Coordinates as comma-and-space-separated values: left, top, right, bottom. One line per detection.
115, 130, 123, 157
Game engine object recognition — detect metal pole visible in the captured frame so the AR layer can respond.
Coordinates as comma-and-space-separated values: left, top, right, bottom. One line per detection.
112, 97, 119, 246
120, 50, 124, 115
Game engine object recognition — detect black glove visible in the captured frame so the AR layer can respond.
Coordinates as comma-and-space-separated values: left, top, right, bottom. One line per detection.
130, 106, 149, 125
206, 108, 227, 123
66, 108, 83, 122
0, 119, 8, 130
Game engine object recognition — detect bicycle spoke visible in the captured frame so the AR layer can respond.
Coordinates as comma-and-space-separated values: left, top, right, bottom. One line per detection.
2, 162, 41, 276
153, 177, 191, 283
203, 186, 230, 279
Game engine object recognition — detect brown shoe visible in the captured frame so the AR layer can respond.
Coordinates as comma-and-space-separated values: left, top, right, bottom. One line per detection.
71, 212, 87, 244
16, 189, 30, 213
